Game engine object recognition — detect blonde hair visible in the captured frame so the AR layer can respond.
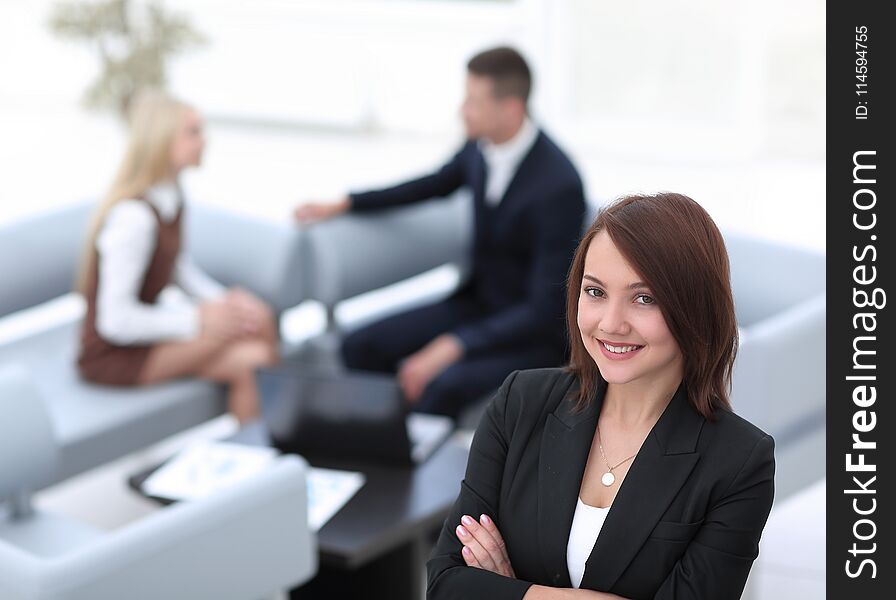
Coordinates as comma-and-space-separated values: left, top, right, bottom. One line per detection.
77, 90, 191, 292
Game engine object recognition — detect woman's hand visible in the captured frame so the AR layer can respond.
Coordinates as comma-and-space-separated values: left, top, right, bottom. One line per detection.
199, 300, 244, 341
201, 289, 273, 340
523, 587, 627, 600
224, 287, 272, 335
455, 513, 516, 578
452, 514, 630, 599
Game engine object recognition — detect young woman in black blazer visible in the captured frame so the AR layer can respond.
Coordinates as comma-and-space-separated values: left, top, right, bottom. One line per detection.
427, 193, 775, 599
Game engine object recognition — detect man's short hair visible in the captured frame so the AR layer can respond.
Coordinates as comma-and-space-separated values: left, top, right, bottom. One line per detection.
466, 46, 531, 103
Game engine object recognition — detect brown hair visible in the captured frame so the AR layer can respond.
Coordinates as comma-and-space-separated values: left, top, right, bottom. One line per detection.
466, 46, 531, 103
564, 193, 739, 421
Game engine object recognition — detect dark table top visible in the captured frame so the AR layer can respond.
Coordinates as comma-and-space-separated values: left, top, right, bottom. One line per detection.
129, 420, 471, 570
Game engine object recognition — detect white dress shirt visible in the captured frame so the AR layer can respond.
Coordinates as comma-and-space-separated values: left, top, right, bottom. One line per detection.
94, 182, 226, 345
478, 117, 540, 207
566, 496, 610, 589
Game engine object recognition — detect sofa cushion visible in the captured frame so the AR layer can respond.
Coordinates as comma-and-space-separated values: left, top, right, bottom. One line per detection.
725, 233, 825, 327
301, 190, 473, 306
186, 202, 306, 313
0, 204, 92, 319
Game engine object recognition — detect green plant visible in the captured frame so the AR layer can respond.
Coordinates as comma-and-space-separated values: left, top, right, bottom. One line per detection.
48, 0, 206, 115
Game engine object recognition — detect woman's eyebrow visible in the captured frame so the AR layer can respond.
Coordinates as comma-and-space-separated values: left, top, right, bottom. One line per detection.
583, 274, 650, 290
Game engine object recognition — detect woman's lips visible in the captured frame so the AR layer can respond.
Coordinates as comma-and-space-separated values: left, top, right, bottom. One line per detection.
595, 338, 644, 361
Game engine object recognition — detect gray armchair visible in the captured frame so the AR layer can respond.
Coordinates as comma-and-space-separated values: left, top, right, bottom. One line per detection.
726, 234, 826, 500
0, 363, 317, 600
300, 189, 473, 334
0, 201, 307, 487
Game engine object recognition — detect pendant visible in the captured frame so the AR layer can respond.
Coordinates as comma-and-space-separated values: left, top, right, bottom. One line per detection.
601, 471, 615, 486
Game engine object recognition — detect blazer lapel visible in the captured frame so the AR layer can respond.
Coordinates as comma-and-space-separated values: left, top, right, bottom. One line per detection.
469, 149, 489, 252
471, 148, 488, 208
536, 377, 602, 587
581, 379, 705, 592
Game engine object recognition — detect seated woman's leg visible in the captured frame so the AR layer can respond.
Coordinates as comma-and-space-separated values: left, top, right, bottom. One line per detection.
138, 336, 232, 383
196, 338, 277, 423
138, 309, 280, 423
256, 303, 280, 349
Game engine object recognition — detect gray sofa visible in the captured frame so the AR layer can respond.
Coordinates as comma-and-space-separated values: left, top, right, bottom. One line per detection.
0, 364, 316, 600
0, 201, 306, 488
1, 202, 316, 598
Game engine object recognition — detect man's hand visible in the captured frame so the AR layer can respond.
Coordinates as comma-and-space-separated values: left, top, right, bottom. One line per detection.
455, 513, 516, 578
293, 196, 351, 223
398, 334, 464, 403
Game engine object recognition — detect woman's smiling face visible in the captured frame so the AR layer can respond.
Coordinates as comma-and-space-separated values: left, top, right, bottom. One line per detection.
577, 229, 684, 386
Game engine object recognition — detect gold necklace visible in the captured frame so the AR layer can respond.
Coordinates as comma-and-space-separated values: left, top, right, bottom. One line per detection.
596, 422, 637, 487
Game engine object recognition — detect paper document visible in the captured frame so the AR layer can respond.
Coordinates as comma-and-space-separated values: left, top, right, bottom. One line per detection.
407, 412, 453, 463
140, 441, 364, 530
142, 441, 277, 501
306, 467, 365, 531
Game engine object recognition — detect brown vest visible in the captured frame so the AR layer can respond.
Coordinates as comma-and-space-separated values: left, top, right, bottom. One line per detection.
78, 197, 184, 385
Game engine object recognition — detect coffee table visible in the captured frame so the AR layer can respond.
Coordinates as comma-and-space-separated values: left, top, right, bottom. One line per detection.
129, 420, 471, 600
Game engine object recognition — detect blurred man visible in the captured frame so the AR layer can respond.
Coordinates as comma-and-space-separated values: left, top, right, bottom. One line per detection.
295, 46, 586, 418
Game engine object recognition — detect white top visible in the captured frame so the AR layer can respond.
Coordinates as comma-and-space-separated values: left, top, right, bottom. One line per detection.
94, 182, 226, 345
478, 116, 539, 206
566, 497, 611, 589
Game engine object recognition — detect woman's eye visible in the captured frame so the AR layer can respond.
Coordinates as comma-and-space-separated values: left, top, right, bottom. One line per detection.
635, 294, 655, 305
584, 287, 604, 298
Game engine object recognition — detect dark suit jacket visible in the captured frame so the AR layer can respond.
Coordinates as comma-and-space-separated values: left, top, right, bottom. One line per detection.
427, 368, 776, 600
349, 131, 586, 355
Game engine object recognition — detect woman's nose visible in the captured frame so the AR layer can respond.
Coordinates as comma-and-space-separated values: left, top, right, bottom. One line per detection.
598, 300, 629, 335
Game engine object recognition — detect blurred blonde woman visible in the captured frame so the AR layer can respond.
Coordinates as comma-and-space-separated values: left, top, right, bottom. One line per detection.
77, 90, 278, 423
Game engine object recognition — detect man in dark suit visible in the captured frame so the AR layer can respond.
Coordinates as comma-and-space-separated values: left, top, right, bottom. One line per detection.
295, 46, 586, 418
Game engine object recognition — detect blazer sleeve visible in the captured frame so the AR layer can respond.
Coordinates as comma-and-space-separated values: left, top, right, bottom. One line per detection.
653, 434, 776, 600
453, 181, 585, 353
348, 144, 467, 212
426, 371, 535, 600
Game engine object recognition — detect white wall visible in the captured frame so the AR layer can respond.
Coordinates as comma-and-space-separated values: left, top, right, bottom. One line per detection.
0, 0, 825, 251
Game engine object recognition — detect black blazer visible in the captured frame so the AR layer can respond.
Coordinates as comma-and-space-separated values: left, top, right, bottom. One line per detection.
349, 132, 586, 355
427, 368, 776, 600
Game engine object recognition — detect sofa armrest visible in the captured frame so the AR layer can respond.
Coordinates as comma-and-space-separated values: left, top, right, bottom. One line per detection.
301, 190, 472, 307
732, 293, 826, 440
186, 203, 306, 314
0, 455, 316, 600
732, 294, 826, 501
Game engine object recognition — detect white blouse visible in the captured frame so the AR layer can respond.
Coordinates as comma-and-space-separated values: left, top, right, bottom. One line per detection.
94, 182, 226, 345
478, 116, 539, 206
566, 497, 610, 589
